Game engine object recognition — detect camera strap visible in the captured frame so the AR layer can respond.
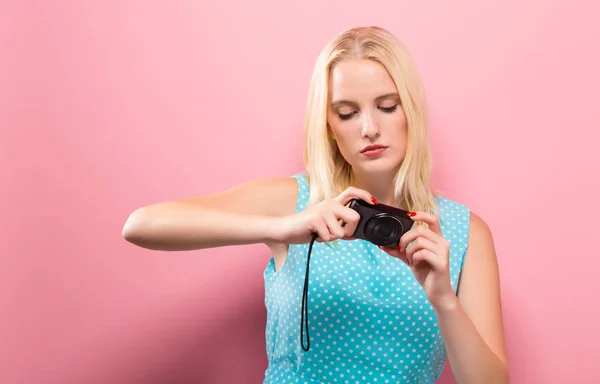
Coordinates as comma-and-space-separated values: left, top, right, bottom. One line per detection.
300, 232, 318, 352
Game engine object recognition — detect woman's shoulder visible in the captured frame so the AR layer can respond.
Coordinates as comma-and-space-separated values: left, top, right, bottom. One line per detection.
434, 194, 472, 236
434, 194, 470, 215
433, 195, 493, 240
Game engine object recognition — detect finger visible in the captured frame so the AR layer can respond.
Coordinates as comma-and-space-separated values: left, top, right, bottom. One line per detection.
331, 204, 361, 225
405, 236, 438, 266
378, 245, 409, 265
406, 211, 442, 235
334, 186, 376, 206
398, 225, 444, 251
310, 216, 331, 242
322, 211, 345, 240
340, 221, 359, 240
331, 204, 361, 238
411, 249, 446, 271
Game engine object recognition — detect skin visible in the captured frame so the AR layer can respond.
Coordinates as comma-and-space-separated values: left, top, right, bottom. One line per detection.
328, 59, 509, 383
327, 59, 407, 205
122, 58, 508, 383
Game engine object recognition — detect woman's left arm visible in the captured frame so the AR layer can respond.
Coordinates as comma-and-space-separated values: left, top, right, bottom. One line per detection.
381, 212, 509, 383
434, 212, 509, 384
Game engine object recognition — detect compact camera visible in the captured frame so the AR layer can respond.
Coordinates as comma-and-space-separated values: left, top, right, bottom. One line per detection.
347, 198, 414, 247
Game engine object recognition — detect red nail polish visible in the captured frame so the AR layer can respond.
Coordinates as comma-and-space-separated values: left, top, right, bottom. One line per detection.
371, 197, 378, 204
408, 211, 416, 217
397, 244, 402, 252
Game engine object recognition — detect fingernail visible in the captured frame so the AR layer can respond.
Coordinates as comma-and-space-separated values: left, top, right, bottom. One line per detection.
397, 244, 402, 252
408, 211, 416, 217
371, 197, 378, 204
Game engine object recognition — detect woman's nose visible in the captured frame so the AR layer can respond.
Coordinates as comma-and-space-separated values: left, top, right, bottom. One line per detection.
361, 113, 380, 138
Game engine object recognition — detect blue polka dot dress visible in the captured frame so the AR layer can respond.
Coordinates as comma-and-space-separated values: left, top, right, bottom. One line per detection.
263, 174, 471, 383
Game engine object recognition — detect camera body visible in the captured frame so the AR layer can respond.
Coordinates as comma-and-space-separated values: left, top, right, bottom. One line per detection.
347, 198, 414, 247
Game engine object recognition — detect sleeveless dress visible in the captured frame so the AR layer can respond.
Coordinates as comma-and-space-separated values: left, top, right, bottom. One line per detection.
263, 174, 471, 383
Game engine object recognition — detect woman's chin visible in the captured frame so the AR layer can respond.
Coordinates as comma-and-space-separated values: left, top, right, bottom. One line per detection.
353, 159, 401, 176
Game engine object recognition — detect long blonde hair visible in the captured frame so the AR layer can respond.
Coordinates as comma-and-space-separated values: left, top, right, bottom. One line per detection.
303, 26, 438, 215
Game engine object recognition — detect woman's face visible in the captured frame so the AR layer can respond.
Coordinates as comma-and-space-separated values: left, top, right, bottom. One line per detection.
327, 59, 408, 177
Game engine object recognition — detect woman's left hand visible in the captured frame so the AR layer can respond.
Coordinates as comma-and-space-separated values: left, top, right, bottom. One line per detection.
379, 211, 457, 309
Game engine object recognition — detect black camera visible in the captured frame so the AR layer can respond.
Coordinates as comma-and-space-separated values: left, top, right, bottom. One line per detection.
347, 198, 414, 247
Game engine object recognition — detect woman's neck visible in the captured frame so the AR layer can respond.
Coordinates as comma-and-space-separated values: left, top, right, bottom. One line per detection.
352, 170, 397, 206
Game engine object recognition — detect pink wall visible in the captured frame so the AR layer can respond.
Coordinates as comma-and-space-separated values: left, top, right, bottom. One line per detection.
1, 1, 598, 383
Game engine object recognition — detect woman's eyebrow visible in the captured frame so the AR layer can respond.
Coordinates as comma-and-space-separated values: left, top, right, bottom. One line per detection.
331, 92, 400, 107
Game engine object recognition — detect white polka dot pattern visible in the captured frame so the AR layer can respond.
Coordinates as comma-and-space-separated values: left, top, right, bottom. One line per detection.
263, 174, 470, 383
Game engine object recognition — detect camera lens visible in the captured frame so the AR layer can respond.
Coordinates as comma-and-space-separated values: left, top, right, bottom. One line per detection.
364, 213, 404, 246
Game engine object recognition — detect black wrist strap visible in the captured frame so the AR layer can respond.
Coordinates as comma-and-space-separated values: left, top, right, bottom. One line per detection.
300, 233, 318, 352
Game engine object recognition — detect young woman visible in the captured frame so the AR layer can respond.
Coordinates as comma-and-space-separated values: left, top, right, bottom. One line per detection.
123, 26, 509, 384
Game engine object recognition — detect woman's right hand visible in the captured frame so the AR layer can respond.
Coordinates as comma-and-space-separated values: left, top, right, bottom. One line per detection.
274, 187, 377, 244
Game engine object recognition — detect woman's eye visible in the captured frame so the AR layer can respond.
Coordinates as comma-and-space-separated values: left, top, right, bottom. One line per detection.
337, 104, 397, 120
379, 104, 398, 113
338, 112, 355, 120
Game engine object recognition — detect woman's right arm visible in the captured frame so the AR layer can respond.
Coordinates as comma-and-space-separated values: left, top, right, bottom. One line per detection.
121, 177, 299, 251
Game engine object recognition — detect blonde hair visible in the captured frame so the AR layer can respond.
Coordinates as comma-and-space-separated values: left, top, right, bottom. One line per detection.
302, 26, 438, 215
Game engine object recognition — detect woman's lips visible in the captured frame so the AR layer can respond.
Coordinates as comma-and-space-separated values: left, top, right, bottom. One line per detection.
360, 145, 387, 157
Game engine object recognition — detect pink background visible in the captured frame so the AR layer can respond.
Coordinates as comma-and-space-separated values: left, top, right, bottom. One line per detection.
1, 1, 599, 383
